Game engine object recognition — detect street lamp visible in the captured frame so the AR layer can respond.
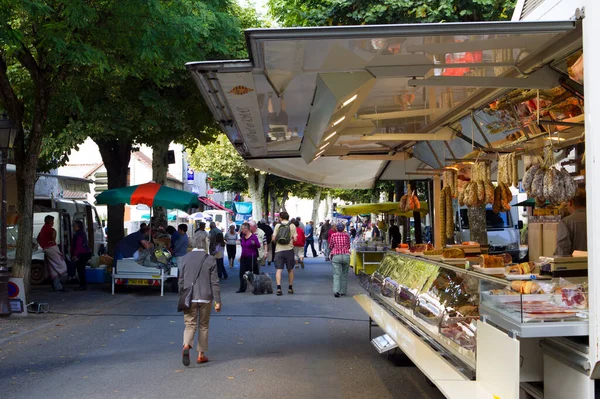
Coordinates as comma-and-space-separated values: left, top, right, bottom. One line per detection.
0, 114, 16, 317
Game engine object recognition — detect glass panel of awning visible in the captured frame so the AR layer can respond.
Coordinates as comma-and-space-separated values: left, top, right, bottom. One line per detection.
243, 21, 576, 161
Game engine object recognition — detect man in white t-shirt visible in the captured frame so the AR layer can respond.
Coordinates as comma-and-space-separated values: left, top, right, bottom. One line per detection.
271, 211, 297, 296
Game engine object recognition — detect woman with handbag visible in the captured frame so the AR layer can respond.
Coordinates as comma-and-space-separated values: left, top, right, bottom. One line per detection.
178, 231, 221, 367
236, 222, 260, 293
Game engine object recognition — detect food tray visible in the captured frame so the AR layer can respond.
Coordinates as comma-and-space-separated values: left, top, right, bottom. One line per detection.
424, 254, 443, 261
441, 257, 467, 266
481, 291, 560, 304
472, 265, 505, 275
504, 274, 552, 281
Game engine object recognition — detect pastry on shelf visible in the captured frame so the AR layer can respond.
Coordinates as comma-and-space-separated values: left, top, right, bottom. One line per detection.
443, 248, 465, 259
511, 281, 541, 294
506, 261, 535, 275
479, 254, 505, 268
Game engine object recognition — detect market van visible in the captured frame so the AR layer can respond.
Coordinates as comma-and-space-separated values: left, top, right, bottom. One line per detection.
455, 206, 522, 261
203, 210, 232, 231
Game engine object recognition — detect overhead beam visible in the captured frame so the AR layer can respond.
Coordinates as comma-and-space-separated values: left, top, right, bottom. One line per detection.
408, 66, 561, 90
361, 131, 454, 142
357, 108, 449, 121
339, 153, 410, 161
405, 34, 556, 55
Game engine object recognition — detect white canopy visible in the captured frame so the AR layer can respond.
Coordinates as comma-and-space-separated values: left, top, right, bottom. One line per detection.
188, 20, 579, 188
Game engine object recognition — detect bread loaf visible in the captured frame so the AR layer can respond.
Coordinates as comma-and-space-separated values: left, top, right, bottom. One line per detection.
510, 281, 540, 294
479, 254, 504, 268
443, 248, 465, 258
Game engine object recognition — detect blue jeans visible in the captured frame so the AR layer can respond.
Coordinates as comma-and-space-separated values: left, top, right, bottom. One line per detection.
331, 254, 350, 294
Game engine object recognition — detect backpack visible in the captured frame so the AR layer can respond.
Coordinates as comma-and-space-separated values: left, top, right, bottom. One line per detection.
275, 223, 292, 245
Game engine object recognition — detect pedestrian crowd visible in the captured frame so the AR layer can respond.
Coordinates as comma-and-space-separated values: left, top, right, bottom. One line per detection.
176, 211, 358, 367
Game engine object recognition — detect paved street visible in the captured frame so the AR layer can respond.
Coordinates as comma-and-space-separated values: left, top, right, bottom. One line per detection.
0, 257, 443, 399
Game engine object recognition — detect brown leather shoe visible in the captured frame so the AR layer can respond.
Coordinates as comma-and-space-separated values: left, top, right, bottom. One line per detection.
197, 356, 209, 364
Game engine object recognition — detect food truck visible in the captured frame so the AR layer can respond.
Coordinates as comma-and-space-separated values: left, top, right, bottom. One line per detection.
187, 0, 599, 396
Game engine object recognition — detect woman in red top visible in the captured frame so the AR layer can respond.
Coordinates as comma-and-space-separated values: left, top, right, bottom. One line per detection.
292, 219, 306, 269
328, 223, 351, 297
37, 215, 68, 292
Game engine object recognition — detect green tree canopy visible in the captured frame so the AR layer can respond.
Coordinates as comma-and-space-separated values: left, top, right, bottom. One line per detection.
269, 0, 516, 26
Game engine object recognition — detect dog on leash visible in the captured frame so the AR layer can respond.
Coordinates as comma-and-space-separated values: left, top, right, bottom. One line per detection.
243, 271, 274, 295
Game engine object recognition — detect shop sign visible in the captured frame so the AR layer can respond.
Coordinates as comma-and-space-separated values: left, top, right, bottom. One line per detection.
218, 72, 267, 156
187, 167, 195, 183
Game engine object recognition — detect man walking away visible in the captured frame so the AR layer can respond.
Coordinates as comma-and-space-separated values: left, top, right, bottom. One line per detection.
208, 222, 220, 256
304, 221, 318, 258
271, 211, 297, 296
329, 223, 351, 297
172, 224, 189, 268
258, 219, 273, 266
320, 219, 332, 261
388, 219, 401, 250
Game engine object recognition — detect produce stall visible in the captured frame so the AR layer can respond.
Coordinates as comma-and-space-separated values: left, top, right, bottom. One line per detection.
188, 0, 600, 396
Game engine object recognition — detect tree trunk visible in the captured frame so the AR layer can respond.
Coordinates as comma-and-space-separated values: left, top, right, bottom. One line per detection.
280, 192, 289, 212
468, 206, 488, 245
13, 153, 37, 298
13, 87, 50, 299
263, 182, 270, 221
96, 138, 132, 256
152, 140, 170, 229
370, 189, 379, 225
311, 188, 322, 223
324, 192, 333, 220
270, 187, 277, 223
246, 170, 266, 221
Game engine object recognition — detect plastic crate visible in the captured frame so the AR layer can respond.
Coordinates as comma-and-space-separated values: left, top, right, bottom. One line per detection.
85, 267, 106, 284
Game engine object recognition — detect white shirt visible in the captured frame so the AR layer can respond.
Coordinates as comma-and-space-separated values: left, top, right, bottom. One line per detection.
190, 248, 210, 304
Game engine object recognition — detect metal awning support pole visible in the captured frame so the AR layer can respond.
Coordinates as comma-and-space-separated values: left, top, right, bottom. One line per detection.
584, 4, 600, 382
433, 175, 442, 249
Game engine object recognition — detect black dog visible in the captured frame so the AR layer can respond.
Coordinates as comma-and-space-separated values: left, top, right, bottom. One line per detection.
243, 271, 274, 295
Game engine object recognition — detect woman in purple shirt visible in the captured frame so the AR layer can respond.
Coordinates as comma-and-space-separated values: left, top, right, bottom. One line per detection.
236, 222, 261, 293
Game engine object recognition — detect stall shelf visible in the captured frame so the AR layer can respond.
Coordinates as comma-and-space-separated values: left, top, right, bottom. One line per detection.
351, 250, 387, 275
359, 251, 590, 385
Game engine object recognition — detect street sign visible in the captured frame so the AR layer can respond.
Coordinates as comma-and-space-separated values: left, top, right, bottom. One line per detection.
8, 281, 18, 298
207, 189, 214, 195
8, 278, 26, 316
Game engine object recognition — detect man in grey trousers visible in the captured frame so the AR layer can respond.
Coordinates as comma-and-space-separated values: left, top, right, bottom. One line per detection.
179, 234, 221, 366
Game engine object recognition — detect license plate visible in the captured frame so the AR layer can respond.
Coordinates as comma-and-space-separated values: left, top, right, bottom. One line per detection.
127, 279, 149, 286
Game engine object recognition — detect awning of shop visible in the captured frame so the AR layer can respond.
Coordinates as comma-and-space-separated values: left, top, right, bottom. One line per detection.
188, 20, 580, 188
337, 202, 428, 217
198, 196, 234, 214
233, 202, 253, 215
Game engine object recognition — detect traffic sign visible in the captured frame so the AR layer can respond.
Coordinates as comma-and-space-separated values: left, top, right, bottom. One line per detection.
8, 281, 19, 299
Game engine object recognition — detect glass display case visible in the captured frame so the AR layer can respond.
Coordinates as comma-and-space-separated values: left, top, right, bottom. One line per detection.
365, 252, 590, 370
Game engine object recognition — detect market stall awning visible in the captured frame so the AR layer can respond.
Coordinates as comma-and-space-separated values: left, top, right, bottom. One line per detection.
188, 20, 580, 188
198, 196, 234, 214
337, 202, 428, 217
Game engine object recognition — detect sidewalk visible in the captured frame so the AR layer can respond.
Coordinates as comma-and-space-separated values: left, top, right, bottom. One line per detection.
0, 282, 130, 341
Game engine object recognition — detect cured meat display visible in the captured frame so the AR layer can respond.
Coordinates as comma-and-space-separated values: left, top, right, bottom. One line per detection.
459, 161, 494, 208
522, 149, 578, 206
439, 186, 454, 240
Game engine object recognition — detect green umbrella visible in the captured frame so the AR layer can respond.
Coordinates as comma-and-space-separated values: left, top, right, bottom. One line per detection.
96, 182, 200, 211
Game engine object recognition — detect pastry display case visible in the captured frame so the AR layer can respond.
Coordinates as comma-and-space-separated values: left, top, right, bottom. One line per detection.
365, 251, 590, 372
